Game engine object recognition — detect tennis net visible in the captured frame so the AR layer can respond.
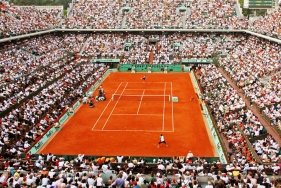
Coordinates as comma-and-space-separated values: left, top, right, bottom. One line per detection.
111, 94, 171, 101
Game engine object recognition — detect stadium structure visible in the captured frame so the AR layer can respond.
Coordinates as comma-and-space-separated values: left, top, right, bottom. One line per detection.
0, 0, 280, 187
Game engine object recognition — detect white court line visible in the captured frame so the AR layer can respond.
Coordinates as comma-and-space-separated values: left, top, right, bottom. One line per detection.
101, 82, 128, 130
137, 89, 145, 114
91, 82, 123, 131
110, 94, 166, 97
162, 82, 166, 131
125, 82, 167, 84
92, 129, 174, 132
171, 82, 175, 132
125, 89, 167, 91
112, 114, 162, 116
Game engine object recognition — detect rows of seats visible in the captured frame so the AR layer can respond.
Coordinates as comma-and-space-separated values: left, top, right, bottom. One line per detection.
0, 154, 280, 187
0, 34, 87, 112
1, 33, 279, 160
186, 0, 247, 29
64, 0, 123, 29
125, 0, 182, 29
83, 33, 242, 64
0, 33, 280, 187
0, 0, 62, 38
1, 0, 281, 39
197, 65, 280, 163
219, 36, 281, 128
249, 7, 281, 39
0, 34, 107, 159
65, 0, 247, 29
1, 60, 106, 158
262, 73, 281, 126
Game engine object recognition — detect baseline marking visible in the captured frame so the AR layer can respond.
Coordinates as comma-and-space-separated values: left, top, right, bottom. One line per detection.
162, 82, 166, 131
101, 82, 128, 130
112, 114, 162, 116
124, 89, 167, 91
92, 129, 174, 132
124, 82, 166, 84
137, 90, 145, 114
171, 82, 175, 132
91, 82, 123, 131
108, 94, 168, 97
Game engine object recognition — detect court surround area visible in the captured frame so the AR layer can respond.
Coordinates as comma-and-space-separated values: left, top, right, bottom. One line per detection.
40, 73, 216, 157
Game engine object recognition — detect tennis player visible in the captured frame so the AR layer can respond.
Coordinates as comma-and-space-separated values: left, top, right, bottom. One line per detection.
141, 75, 146, 81
158, 134, 168, 148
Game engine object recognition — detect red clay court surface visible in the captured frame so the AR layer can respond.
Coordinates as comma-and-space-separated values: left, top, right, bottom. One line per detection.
40, 72, 216, 157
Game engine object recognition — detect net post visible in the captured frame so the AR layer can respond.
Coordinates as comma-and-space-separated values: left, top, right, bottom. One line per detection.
164, 66, 168, 74
166, 95, 171, 102
148, 66, 152, 73
131, 66, 135, 73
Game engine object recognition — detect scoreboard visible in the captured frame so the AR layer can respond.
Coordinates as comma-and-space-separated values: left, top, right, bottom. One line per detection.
244, 0, 274, 9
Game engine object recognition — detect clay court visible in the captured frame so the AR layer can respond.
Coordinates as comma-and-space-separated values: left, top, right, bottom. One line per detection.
40, 72, 216, 157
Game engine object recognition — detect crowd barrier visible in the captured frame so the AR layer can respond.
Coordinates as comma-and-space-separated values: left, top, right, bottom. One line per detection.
189, 72, 228, 164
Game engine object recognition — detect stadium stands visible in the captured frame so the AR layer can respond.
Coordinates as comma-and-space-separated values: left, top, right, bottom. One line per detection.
0, 0, 280, 38
64, 0, 123, 29
0, 34, 280, 161
0, 34, 107, 160
198, 65, 280, 163
64, 0, 248, 30
0, 153, 280, 187
186, 0, 247, 29
125, 0, 182, 29
0, 1, 62, 38
82, 33, 243, 64
1, 60, 106, 157
219, 36, 281, 128
0, 34, 87, 112
249, 7, 281, 39
0, 0, 281, 187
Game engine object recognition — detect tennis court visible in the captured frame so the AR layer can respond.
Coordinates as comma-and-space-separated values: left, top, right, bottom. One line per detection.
92, 81, 173, 132
40, 72, 216, 157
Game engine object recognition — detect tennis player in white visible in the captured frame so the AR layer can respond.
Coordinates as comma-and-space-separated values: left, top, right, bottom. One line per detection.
158, 134, 168, 148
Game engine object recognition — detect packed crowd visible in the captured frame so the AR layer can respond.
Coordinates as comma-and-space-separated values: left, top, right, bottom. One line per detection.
197, 65, 280, 163
0, 153, 280, 187
0, 34, 87, 112
64, 0, 123, 29
219, 36, 281, 127
64, 0, 247, 30
186, 0, 247, 29
0, 52, 72, 112
0, 0, 63, 38
0, 32, 280, 187
83, 33, 242, 64
262, 73, 281, 127
0, 33, 109, 161
3, 33, 279, 127
0, 0, 280, 39
20, 34, 87, 56
125, 0, 182, 29
0, 60, 106, 158
249, 7, 281, 39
